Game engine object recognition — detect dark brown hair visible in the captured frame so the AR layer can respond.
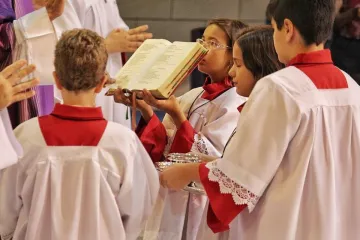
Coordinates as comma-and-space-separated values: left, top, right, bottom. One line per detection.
54, 29, 108, 92
266, 0, 334, 45
207, 19, 248, 49
235, 26, 284, 81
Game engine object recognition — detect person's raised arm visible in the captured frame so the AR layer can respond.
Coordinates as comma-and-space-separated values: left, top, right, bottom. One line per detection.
32, 0, 65, 21
0, 60, 39, 110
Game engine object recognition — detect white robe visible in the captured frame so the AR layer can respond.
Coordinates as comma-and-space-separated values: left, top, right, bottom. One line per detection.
0, 110, 22, 170
143, 87, 247, 240
0, 118, 159, 240
52, 0, 130, 127
206, 67, 360, 240
0, 7, 58, 169
12, 7, 58, 85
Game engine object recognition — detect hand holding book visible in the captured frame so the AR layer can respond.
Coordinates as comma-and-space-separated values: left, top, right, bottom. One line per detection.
106, 39, 208, 99
142, 90, 187, 129
113, 88, 154, 122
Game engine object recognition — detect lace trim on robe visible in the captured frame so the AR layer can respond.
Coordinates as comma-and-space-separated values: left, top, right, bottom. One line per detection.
190, 133, 209, 155
206, 161, 260, 212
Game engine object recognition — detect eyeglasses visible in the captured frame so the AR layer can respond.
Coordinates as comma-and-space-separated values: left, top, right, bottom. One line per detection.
196, 38, 231, 50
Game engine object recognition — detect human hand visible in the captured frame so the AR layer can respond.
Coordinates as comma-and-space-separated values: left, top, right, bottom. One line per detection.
142, 90, 186, 128
104, 72, 115, 87
160, 164, 197, 191
105, 25, 153, 53
0, 60, 40, 110
335, 0, 343, 15
32, 0, 65, 21
113, 88, 154, 121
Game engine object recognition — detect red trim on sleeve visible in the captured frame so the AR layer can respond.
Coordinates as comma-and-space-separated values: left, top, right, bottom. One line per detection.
199, 163, 246, 233
169, 120, 196, 154
135, 114, 167, 162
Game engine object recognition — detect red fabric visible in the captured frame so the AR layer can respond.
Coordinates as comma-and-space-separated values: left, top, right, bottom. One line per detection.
199, 163, 246, 233
136, 114, 167, 162
199, 50, 347, 234
288, 50, 348, 89
169, 120, 196, 154
38, 104, 107, 146
237, 102, 246, 113
201, 77, 233, 101
167, 77, 233, 154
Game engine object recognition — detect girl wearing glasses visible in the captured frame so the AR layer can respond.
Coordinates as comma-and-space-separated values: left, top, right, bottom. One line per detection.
159, 26, 284, 239
114, 19, 247, 240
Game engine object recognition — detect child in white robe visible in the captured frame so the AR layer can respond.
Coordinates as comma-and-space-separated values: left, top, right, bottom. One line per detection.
114, 19, 248, 240
160, 0, 360, 239
158, 26, 284, 239
0, 29, 159, 240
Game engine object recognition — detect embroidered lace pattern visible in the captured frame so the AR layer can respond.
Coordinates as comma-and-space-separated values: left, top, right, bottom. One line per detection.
191, 134, 209, 155
206, 161, 260, 212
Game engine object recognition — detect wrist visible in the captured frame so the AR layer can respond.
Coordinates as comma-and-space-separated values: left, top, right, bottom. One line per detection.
140, 107, 154, 123
105, 39, 115, 54
170, 110, 186, 129
184, 163, 201, 182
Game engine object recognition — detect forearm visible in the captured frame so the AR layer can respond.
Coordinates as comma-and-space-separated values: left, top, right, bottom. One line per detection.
139, 106, 154, 123
169, 110, 187, 129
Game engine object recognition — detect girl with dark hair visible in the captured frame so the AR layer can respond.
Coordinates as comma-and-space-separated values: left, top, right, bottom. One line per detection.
158, 26, 283, 237
114, 19, 248, 240
230, 26, 283, 97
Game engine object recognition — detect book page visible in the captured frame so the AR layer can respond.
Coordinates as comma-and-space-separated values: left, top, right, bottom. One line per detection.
128, 42, 200, 90
109, 39, 171, 90
161, 47, 207, 97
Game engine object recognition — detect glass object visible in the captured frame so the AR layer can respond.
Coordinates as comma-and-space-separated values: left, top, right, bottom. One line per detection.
196, 38, 230, 50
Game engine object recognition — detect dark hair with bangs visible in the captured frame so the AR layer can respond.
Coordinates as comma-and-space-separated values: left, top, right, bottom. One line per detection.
235, 26, 284, 81
207, 19, 248, 48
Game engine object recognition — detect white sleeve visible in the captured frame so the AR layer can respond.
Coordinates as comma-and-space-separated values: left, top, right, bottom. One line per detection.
0, 163, 24, 240
116, 135, 160, 240
190, 103, 242, 157
206, 76, 301, 212
12, 8, 56, 85
0, 110, 22, 170
52, 0, 82, 37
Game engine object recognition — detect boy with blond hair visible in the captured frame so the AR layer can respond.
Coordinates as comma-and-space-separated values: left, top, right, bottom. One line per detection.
0, 29, 159, 240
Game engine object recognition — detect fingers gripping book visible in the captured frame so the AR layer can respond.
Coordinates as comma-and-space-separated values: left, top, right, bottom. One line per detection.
106, 39, 208, 99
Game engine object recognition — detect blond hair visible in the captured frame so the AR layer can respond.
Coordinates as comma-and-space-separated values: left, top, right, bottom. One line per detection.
54, 29, 108, 92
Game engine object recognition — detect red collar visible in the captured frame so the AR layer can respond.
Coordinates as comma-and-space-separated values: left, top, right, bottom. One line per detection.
51, 103, 105, 121
287, 49, 333, 67
202, 76, 233, 101
237, 102, 246, 112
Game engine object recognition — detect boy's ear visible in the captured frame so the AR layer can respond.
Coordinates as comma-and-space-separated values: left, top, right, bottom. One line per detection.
94, 75, 107, 93
283, 18, 295, 43
53, 72, 63, 91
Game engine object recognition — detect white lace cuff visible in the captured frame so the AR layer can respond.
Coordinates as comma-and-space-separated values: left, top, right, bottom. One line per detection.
191, 133, 209, 155
206, 161, 260, 212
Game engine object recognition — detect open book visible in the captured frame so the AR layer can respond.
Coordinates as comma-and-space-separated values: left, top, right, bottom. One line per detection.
106, 39, 208, 99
